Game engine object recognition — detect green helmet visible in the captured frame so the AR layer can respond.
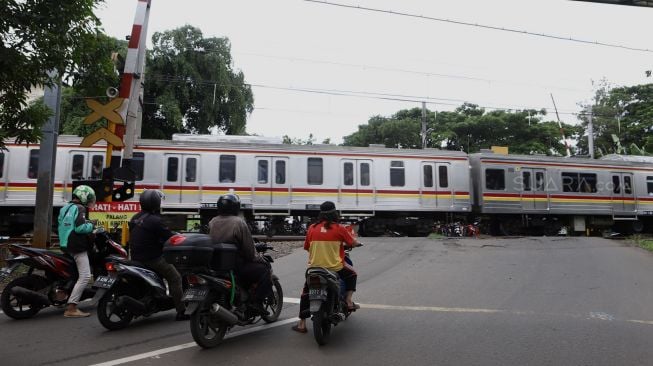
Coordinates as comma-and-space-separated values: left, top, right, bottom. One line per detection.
72, 185, 96, 205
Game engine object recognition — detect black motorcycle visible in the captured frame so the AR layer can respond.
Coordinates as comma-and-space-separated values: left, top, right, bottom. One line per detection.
0, 228, 127, 319
306, 243, 361, 345
163, 234, 283, 349
92, 242, 187, 330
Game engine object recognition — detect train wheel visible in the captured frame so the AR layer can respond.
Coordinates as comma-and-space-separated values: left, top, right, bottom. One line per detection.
499, 219, 521, 236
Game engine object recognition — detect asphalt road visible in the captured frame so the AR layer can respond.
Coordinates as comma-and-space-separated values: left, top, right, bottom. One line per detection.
1, 236, 653, 366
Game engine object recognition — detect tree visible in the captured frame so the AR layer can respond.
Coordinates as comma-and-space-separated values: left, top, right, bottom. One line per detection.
283, 133, 316, 145
343, 103, 576, 155
577, 82, 653, 156
0, 0, 106, 149
143, 26, 254, 139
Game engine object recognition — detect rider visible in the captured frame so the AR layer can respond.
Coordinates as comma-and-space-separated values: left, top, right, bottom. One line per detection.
57, 185, 96, 318
208, 193, 272, 315
129, 189, 188, 321
292, 200, 361, 333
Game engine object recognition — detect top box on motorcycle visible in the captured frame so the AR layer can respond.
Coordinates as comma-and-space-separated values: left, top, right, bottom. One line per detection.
162, 234, 237, 272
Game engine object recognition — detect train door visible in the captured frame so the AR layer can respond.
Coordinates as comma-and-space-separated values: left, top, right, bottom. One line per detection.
611, 172, 637, 213
163, 154, 201, 204
520, 168, 548, 210
65, 151, 105, 201
420, 162, 452, 208
253, 156, 290, 206
339, 159, 374, 209
0, 150, 6, 201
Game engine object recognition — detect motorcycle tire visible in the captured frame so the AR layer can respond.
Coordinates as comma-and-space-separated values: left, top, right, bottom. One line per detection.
261, 279, 283, 323
97, 289, 133, 330
0, 274, 49, 319
312, 305, 331, 346
190, 303, 229, 349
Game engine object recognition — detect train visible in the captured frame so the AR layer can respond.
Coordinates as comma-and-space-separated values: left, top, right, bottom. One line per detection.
1, 134, 651, 237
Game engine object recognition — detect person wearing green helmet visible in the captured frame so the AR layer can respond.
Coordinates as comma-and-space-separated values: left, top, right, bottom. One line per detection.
57, 184, 97, 318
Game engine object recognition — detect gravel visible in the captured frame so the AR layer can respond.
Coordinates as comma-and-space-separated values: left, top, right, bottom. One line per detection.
266, 240, 304, 259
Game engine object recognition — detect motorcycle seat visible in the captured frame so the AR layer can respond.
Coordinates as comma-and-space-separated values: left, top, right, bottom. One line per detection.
306, 267, 339, 281
112, 257, 145, 268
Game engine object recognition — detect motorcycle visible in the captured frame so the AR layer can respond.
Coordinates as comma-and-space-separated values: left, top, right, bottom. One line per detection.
0, 228, 127, 319
163, 234, 283, 349
93, 238, 187, 330
306, 243, 362, 345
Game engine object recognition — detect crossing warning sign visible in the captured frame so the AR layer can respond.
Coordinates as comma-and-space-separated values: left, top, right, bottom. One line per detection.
89, 202, 140, 229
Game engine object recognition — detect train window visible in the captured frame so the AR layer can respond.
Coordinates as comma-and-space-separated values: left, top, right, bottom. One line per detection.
522, 171, 532, 191
485, 169, 505, 190
258, 160, 269, 183
360, 163, 370, 186
71, 154, 84, 180
28, 149, 39, 179
344, 162, 354, 186
423, 165, 433, 188
0, 152, 3, 178
219, 155, 236, 183
562, 172, 578, 192
624, 176, 632, 194
390, 161, 405, 187
535, 172, 545, 191
579, 173, 597, 193
132, 152, 144, 181
91, 156, 103, 179
185, 158, 197, 183
438, 166, 449, 188
648, 176, 653, 195
307, 158, 323, 185
167, 157, 179, 182
275, 160, 286, 184
612, 175, 621, 194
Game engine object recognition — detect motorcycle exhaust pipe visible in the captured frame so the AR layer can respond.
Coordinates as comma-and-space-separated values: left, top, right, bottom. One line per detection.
115, 295, 147, 315
10, 286, 51, 307
210, 303, 239, 325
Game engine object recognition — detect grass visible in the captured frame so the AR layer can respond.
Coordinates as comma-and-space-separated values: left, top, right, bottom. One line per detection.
630, 235, 653, 252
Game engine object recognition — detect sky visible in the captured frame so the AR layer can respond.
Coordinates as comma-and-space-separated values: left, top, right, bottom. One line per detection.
96, 0, 653, 145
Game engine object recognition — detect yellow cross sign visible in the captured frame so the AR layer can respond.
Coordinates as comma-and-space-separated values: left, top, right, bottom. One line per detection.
83, 98, 126, 125
80, 127, 125, 147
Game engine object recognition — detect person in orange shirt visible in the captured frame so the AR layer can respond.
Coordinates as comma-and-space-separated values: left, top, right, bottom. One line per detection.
292, 201, 360, 333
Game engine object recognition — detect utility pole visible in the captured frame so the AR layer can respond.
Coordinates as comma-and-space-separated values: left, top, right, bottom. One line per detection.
33, 71, 62, 248
588, 104, 595, 159
421, 102, 427, 148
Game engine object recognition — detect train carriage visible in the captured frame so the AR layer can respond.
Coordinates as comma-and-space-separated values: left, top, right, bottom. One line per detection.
470, 152, 653, 235
0, 135, 472, 236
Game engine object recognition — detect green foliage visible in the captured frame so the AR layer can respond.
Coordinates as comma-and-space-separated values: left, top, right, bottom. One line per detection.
0, 0, 105, 148
283, 133, 316, 145
577, 81, 653, 156
143, 25, 254, 138
343, 103, 575, 155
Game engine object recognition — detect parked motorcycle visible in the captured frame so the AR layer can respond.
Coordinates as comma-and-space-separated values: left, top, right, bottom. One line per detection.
163, 234, 283, 349
0, 228, 127, 319
306, 243, 362, 345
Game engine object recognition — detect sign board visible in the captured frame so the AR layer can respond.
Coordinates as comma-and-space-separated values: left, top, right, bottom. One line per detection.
89, 202, 141, 230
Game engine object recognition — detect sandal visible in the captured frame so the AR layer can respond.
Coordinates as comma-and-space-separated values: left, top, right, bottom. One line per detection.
291, 325, 307, 334
348, 302, 361, 312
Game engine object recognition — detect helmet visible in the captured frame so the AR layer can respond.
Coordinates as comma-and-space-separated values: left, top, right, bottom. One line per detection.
72, 185, 96, 206
217, 194, 241, 216
140, 189, 165, 213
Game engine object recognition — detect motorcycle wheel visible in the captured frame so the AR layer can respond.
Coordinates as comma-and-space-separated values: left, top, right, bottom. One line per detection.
261, 279, 283, 323
312, 305, 331, 346
190, 304, 229, 349
97, 289, 133, 330
0, 275, 49, 319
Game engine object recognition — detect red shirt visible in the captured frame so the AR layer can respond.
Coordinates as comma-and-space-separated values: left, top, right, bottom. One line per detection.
304, 222, 356, 271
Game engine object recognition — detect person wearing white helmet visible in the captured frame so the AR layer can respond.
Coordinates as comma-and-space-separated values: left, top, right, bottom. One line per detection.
57, 185, 97, 318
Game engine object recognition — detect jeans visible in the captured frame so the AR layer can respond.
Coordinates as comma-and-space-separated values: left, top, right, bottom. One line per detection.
142, 256, 185, 314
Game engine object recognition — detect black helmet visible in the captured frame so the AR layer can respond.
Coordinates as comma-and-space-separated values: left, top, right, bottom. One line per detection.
140, 189, 164, 213
217, 194, 241, 216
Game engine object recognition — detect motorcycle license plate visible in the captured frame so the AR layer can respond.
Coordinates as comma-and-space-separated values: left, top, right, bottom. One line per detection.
182, 288, 208, 302
93, 276, 116, 289
308, 288, 327, 298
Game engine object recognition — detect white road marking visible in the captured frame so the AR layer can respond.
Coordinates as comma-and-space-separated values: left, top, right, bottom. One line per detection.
628, 320, 653, 325
284, 296, 502, 314
89, 317, 299, 366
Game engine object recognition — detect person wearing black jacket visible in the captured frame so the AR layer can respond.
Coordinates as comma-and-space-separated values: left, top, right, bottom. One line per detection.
129, 190, 187, 321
